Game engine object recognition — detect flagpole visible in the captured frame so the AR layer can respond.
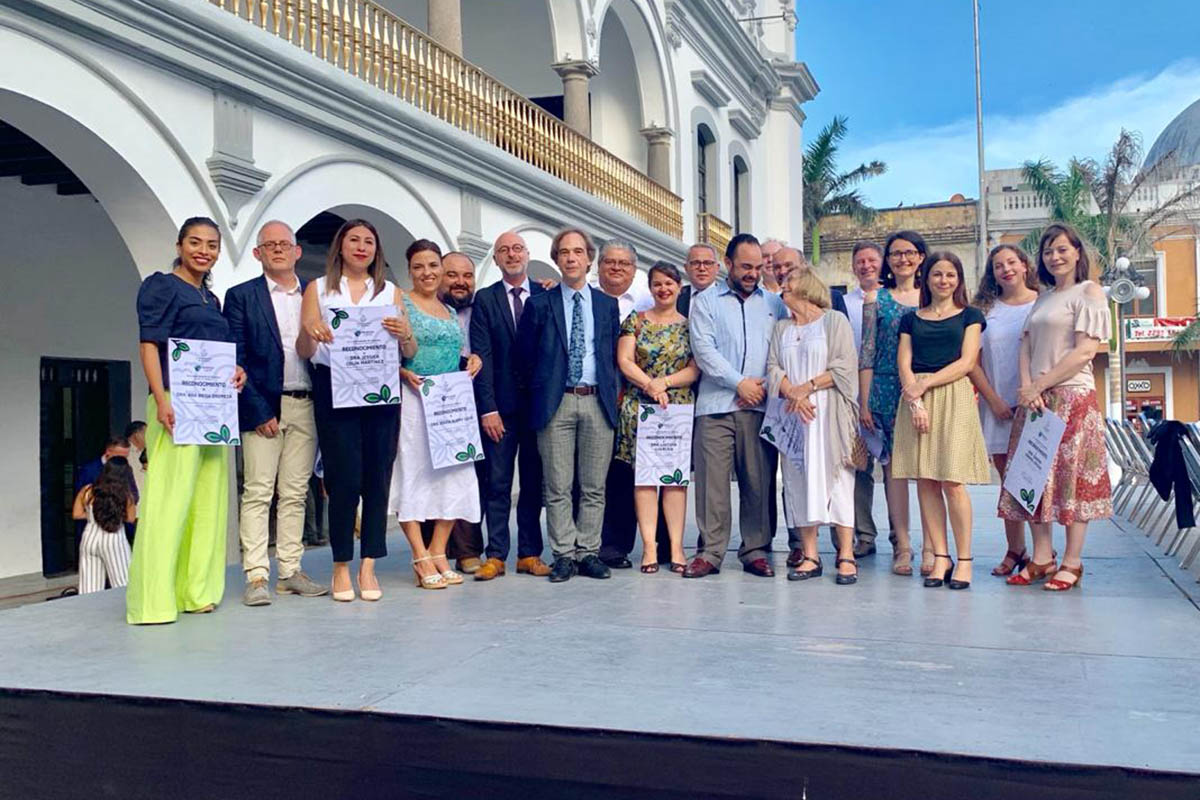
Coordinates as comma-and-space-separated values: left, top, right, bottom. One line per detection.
973, 0, 988, 279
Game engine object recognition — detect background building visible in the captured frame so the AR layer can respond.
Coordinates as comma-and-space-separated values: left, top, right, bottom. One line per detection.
0, 0, 817, 581
983, 99, 1200, 423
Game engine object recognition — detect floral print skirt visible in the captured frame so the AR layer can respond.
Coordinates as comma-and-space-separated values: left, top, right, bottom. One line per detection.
997, 387, 1113, 524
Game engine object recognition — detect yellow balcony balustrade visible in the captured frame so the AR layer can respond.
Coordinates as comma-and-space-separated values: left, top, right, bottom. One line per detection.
696, 212, 732, 257
208, 0, 683, 239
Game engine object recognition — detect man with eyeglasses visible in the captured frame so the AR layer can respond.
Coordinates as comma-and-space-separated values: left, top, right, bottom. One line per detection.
761, 238, 786, 294
469, 231, 552, 581
224, 219, 325, 606
594, 239, 654, 569
679, 243, 720, 316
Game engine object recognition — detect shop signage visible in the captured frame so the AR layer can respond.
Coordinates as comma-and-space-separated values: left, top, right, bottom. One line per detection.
1124, 317, 1195, 342
1126, 379, 1152, 393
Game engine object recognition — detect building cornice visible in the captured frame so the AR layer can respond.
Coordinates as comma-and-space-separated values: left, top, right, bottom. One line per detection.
2, 0, 685, 262
666, 0, 778, 130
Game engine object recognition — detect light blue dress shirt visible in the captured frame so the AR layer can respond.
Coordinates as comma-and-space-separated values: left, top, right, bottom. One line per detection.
561, 283, 597, 387
689, 281, 786, 416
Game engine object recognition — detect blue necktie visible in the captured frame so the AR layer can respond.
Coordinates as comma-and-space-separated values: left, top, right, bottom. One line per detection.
568, 291, 584, 385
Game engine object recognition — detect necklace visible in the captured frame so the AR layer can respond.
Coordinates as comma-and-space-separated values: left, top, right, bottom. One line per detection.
174, 269, 208, 304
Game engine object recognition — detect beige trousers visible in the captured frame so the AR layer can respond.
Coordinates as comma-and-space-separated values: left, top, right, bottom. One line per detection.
239, 395, 317, 582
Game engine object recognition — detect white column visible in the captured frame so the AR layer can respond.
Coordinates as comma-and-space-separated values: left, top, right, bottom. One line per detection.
427, 0, 462, 55
553, 60, 600, 137
640, 126, 673, 187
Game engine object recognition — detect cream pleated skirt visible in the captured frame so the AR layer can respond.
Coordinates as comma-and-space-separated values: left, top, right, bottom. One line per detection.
891, 376, 991, 484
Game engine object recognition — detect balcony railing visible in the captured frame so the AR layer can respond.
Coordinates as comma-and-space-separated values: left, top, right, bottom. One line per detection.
208, 0, 683, 239
696, 212, 732, 256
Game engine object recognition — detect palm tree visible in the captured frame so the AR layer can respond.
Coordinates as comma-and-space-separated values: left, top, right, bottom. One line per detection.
803, 116, 885, 264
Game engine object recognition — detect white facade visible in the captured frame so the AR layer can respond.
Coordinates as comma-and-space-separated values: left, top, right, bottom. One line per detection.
0, 0, 815, 579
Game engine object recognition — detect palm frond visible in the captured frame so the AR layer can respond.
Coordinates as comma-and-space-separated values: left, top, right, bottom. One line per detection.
1173, 318, 1200, 352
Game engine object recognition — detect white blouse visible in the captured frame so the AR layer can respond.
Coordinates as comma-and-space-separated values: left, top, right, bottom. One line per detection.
310, 276, 398, 368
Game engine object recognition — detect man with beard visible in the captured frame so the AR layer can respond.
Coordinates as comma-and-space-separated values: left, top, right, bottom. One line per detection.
420, 250, 488, 572
469, 232, 552, 580
684, 233, 785, 579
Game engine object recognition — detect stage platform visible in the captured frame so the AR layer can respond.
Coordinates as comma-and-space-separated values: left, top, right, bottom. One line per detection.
2, 485, 1199, 798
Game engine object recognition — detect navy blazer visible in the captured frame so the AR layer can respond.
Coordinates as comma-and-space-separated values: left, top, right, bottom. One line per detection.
469, 279, 547, 421
517, 285, 620, 431
223, 275, 308, 431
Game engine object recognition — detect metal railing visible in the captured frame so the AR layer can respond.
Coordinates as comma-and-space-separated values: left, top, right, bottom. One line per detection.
696, 212, 732, 257
208, 0, 683, 238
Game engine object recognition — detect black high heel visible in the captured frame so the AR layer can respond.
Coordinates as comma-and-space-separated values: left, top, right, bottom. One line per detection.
923, 554, 953, 588
949, 557, 973, 590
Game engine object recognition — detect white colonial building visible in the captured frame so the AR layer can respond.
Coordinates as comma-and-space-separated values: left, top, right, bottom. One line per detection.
0, 0, 816, 581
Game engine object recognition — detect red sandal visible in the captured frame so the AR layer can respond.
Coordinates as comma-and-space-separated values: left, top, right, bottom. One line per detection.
1006, 558, 1057, 586
1044, 564, 1083, 592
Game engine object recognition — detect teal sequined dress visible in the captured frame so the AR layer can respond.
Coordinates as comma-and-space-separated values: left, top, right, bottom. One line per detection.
401, 294, 462, 376
387, 294, 480, 523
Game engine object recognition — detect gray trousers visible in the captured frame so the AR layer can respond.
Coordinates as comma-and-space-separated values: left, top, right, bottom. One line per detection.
537, 393, 614, 560
694, 411, 776, 567
854, 456, 879, 542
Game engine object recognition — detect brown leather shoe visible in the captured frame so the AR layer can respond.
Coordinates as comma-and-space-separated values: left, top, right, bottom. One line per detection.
682, 557, 720, 579
516, 556, 552, 576
743, 558, 775, 578
456, 557, 483, 574
785, 548, 805, 567
474, 558, 506, 581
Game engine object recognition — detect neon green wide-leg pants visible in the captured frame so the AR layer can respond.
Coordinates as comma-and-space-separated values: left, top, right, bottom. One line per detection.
126, 394, 229, 624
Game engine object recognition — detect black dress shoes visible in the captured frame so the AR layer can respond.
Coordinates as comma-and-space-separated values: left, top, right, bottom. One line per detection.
549, 557, 578, 583
577, 554, 612, 579
743, 558, 775, 578
600, 555, 633, 569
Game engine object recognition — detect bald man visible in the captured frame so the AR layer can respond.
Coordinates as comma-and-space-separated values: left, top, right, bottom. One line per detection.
469, 232, 552, 580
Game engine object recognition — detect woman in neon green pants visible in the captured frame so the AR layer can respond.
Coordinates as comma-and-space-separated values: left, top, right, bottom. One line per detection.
126, 217, 245, 624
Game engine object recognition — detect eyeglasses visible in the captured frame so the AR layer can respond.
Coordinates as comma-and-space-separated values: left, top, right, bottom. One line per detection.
888, 249, 920, 260
258, 240, 296, 251
496, 244, 526, 255
687, 259, 718, 269
602, 259, 634, 269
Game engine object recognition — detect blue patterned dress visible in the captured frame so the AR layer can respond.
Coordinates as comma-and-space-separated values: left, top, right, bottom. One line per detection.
860, 288, 916, 463
388, 294, 481, 523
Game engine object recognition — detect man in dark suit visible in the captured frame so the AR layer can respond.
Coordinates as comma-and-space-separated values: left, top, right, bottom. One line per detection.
517, 228, 621, 583
224, 220, 325, 606
468, 233, 551, 581
677, 243, 722, 318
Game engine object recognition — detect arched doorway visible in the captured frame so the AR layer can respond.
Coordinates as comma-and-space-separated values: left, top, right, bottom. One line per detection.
0, 103, 176, 580
294, 205, 418, 289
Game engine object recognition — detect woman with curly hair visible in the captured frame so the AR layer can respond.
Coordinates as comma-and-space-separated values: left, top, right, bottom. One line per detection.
73, 457, 137, 593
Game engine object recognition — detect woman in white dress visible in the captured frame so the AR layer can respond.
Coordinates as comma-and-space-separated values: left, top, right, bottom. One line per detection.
969, 244, 1040, 576
389, 240, 482, 589
767, 270, 861, 585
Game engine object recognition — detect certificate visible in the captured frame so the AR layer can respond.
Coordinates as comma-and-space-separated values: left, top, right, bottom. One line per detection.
1002, 408, 1068, 514
166, 338, 240, 446
419, 370, 486, 469
327, 306, 401, 409
760, 397, 806, 472
634, 403, 694, 487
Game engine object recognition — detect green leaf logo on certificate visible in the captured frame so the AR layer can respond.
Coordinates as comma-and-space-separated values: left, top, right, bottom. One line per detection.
327, 306, 401, 409
419, 371, 486, 469
1002, 408, 1067, 514
166, 338, 240, 446
634, 403, 694, 487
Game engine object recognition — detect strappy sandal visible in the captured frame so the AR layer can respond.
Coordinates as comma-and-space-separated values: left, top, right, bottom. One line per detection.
670, 562, 686, 574
787, 556, 823, 581
835, 557, 858, 585
892, 549, 913, 576
640, 563, 660, 574
1044, 563, 1083, 592
1006, 558, 1058, 586
412, 556, 447, 590
991, 549, 1029, 577
919, 551, 936, 577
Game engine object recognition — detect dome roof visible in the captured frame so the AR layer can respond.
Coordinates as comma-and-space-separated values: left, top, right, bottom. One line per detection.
1145, 97, 1200, 170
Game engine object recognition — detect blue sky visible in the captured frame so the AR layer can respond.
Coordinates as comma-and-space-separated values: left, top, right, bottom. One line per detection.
794, 0, 1200, 207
